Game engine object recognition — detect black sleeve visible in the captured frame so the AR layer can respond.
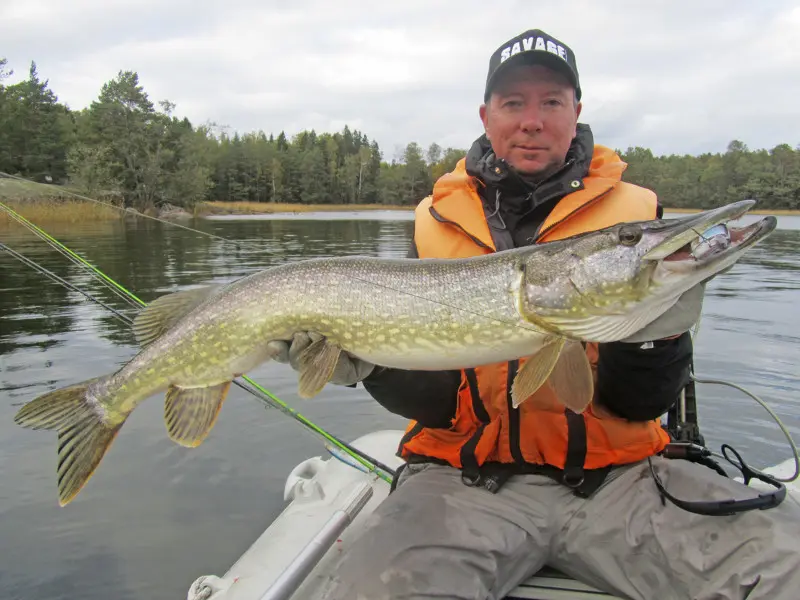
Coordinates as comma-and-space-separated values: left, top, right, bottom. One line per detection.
358, 236, 461, 429
362, 367, 461, 428
594, 332, 693, 422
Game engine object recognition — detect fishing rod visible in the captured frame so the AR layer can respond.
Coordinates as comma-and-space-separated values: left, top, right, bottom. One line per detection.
0, 204, 396, 483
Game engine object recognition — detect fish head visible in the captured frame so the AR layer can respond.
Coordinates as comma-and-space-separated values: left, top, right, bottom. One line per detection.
516, 199, 777, 341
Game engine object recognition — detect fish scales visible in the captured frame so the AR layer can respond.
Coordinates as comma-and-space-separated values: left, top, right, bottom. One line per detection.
12, 200, 778, 506
263, 254, 547, 366
102, 252, 548, 422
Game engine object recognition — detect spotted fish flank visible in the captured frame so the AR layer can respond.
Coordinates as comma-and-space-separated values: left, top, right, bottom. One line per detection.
14, 200, 776, 506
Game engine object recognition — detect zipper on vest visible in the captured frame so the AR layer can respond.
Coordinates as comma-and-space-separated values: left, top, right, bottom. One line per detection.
430, 206, 493, 250
533, 187, 613, 243
505, 360, 525, 465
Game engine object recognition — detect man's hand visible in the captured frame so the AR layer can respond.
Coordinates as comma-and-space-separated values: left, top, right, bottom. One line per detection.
267, 331, 377, 386
622, 283, 706, 343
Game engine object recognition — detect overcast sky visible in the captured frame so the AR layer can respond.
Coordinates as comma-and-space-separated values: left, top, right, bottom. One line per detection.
2, 0, 798, 161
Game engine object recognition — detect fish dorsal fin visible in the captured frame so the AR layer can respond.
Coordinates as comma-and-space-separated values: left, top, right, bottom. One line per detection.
164, 381, 232, 447
133, 284, 223, 347
296, 337, 342, 399
511, 339, 594, 413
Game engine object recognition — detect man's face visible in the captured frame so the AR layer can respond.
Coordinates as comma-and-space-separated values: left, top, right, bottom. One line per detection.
480, 63, 581, 177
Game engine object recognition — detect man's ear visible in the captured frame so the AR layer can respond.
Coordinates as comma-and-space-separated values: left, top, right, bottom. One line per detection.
571, 101, 583, 137
479, 103, 489, 138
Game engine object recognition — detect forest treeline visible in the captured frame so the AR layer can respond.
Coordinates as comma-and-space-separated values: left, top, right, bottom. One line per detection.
1, 58, 798, 211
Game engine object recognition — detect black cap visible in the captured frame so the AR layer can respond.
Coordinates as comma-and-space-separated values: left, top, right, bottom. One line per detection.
484, 29, 581, 102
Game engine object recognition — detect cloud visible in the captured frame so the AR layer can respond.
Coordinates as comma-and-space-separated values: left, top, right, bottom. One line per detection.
1, 0, 798, 158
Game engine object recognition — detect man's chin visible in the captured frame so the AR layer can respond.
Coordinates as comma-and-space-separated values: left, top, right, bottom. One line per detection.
507, 158, 550, 178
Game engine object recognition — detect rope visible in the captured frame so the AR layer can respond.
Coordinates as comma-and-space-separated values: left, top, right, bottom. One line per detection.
691, 373, 800, 483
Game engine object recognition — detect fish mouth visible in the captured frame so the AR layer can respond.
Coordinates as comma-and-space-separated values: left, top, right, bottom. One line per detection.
643, 200, 778, 270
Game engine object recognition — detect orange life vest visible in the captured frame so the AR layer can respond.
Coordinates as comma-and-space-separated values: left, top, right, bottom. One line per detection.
399, 145, 671, 477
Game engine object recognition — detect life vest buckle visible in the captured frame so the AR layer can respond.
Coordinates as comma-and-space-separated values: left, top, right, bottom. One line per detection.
562, 467, 585, 488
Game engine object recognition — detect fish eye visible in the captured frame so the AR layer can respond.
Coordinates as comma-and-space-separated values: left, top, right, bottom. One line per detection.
618, 225, 642, 246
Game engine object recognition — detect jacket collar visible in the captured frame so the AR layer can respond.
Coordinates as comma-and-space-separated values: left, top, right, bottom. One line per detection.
464, 123, 596, 194
429, 125, 628, 249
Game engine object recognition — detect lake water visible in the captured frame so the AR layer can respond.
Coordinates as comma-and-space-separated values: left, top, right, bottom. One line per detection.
1, 210, 799, 600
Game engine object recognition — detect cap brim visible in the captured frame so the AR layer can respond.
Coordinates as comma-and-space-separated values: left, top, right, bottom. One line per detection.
485, 51, 579, 101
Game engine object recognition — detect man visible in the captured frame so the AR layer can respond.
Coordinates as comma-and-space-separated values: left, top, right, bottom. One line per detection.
272, 29, 800, 600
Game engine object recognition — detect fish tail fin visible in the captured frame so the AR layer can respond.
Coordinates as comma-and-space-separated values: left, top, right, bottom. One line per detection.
14, 376, 124, 506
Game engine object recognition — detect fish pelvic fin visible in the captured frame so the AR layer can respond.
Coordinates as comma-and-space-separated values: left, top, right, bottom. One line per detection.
544, 340, 595, 413
164, 382, 232, 447
511, 339, 594, 413
511, 338, 565, 408
14, 376, 124, 507
296, 337, 342, 399
133, 284, 224, 347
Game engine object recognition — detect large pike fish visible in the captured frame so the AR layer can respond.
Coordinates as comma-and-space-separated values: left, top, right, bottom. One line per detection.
15, 200, 776, 505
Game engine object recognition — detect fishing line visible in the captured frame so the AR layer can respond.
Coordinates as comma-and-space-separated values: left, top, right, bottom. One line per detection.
2, 177, 539, 334
0, 242, 134, 327
0, 205, 137, 306
0, 171, 240, 249
1, 173, 559, 334
0, 173, 763, 336
0, 201, 145, 309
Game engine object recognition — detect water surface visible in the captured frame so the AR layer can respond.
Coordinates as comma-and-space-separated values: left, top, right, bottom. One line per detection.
1, 212, 798, 600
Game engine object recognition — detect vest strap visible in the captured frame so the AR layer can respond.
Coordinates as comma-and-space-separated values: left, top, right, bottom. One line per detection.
505, 360, 525, 465
563, 409, 587, 487
459, 368, 490, 483
465, 368, 490, 422
459, 423, 487, 485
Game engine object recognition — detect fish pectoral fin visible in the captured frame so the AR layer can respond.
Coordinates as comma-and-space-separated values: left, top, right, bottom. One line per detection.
511, 338, 566, 408
544, 340, 594, 414
296, 337, 342, 399
133, 284, 224, 347
164, 381, 231, 448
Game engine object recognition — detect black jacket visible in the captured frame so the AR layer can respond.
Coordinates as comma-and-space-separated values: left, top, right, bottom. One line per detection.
363, 125, 693, 428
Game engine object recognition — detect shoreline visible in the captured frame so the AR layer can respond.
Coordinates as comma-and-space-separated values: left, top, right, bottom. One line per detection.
201, 200, 412, 215
2, 177, 798, 221
3, 200, 798, 224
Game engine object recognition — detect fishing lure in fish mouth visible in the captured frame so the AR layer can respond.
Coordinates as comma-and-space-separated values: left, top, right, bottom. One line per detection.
691, 224, 731, 260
